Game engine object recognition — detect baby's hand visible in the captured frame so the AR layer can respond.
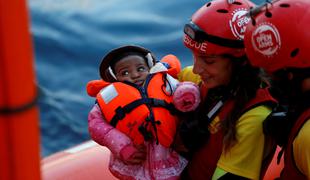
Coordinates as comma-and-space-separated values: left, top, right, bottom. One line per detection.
120, 143, 146, 165
173, 82, 200, 112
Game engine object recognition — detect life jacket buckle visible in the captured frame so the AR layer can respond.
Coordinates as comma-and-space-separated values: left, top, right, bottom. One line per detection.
138, 124, 152, 141
150, 98, 165, 107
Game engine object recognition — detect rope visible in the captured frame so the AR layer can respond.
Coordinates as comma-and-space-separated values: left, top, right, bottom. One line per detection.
0, 95, 38, 115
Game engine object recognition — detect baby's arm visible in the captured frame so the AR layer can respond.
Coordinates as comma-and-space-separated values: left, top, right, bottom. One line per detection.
88, 104, 146, 163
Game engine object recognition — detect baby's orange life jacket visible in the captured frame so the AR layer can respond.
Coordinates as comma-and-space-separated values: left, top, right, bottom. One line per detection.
95, 72, 179, 147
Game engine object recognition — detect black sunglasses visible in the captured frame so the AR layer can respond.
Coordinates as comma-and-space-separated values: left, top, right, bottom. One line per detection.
184, 21, 244, 48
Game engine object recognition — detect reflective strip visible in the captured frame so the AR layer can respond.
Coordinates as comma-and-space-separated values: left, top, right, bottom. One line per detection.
166, 74, 179, 94
149, 62, 167, 74
207, 100, 224, 119
99, 84, 118, 104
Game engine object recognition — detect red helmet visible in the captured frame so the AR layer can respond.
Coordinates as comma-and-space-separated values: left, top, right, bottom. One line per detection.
183, 0, 255, 57
244, 0, 310, 72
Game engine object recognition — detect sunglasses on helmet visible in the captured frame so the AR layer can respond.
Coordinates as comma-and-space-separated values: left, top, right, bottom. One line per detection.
184, 21, 244, 48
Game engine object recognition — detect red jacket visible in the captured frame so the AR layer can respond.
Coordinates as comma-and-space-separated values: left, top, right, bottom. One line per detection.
280, 108, 310, 180
187, 88, 277, 179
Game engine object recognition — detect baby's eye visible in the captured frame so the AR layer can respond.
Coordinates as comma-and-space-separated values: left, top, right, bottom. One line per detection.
137, 66, 147, 72
120, 71, 129, 76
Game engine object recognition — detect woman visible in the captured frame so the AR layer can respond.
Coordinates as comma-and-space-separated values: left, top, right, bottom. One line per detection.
244, 0, 310, 179
177, 0, 278, 179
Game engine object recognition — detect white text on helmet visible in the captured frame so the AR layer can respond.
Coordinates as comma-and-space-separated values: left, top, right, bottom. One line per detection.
237, 16, 250, 31
230, 9, 250, 40
252, 23, 281, 56
256, 33, 273, 49
183, 35, 207, 53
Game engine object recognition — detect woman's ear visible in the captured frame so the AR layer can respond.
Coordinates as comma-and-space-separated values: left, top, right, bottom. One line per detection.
301, 77, 310, 91
288, 72, 294, 80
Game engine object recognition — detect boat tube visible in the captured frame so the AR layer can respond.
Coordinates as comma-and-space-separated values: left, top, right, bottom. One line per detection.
41, 141, 284, 180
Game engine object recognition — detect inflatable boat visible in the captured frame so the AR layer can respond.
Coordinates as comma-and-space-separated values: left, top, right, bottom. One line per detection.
0, 1, 283, 180
41, 141, 117, 180
40, 140, 284, 180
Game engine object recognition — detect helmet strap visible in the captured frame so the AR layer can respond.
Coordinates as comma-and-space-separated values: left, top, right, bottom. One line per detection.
146, 53, 154, 68
108, 66, 117, 80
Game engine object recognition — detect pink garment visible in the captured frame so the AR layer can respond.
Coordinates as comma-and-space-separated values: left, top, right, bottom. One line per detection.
173, 81, 200, 112
88, 105, 187, 180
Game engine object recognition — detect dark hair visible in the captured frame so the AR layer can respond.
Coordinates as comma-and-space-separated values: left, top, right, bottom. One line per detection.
99, 45, 156, 82
221, 55, 267, 152
177, 55, 271, 153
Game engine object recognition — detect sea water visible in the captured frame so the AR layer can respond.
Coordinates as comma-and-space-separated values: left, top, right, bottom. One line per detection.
28, 0, 265, 157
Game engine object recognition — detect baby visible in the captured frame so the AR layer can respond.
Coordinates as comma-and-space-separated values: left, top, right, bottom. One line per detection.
87, 45, 200, 179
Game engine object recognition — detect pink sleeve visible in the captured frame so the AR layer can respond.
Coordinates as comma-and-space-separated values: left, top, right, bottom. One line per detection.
88, 104, 133, 157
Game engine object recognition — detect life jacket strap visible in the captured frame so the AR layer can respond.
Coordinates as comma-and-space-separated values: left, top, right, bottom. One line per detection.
110, 98, 175, 127
0, 93, 38, 116
138, 121, 153, 141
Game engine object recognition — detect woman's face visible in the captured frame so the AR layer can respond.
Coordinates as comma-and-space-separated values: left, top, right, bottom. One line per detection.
192, 53, 233, 89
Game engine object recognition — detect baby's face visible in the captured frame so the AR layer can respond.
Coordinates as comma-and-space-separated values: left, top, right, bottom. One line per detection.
114, 55, 150, 86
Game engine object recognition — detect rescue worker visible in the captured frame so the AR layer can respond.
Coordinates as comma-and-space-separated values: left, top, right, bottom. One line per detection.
244, 0, 310, 178
177, 0, 279, 179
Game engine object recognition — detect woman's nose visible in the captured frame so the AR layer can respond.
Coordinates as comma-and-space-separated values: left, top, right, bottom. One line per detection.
193, 59, 203, 75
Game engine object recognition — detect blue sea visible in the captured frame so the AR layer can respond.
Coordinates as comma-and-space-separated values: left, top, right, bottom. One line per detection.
28, 0, 265, 157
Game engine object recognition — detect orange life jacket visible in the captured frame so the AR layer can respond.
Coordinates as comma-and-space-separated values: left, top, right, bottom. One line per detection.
96, 72, 179, 147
